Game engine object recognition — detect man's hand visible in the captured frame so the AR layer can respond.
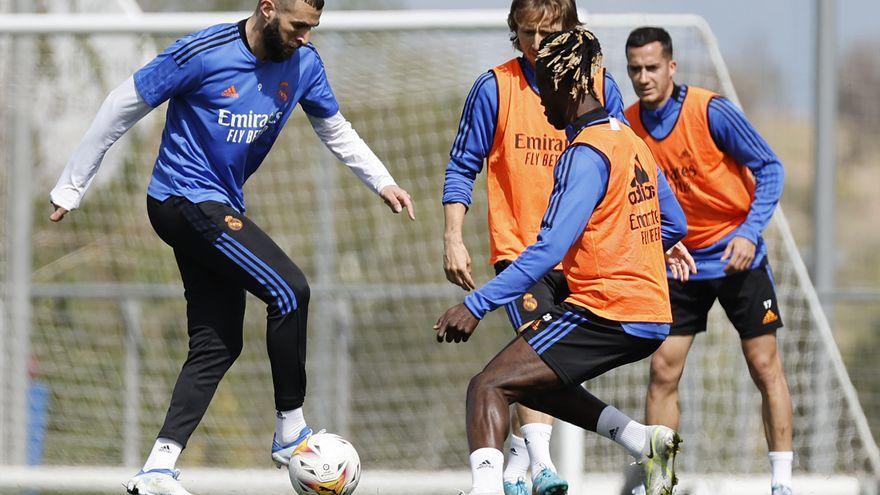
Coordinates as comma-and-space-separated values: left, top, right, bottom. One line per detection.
722, 236, 756, 273
666, 242, 697, 282
443, 239, 476, 291
379, 185, 415, 220
434, 303, 479, 343
49, 203, 69, 222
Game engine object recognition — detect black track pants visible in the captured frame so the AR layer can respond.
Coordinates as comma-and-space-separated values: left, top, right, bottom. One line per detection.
147, 195, 310, 447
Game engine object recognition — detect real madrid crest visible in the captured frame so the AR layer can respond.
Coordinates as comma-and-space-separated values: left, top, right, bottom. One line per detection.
522, 293, 538, 312
224, 215, 243, 231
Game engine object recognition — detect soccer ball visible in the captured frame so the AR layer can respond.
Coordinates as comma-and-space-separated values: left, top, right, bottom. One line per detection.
288, 432, 361, 495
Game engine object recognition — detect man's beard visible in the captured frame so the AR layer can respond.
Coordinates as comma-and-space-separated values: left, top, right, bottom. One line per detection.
262, 18, 297, 62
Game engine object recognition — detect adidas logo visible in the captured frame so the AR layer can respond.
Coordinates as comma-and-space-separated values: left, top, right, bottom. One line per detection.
476, 459, 493, 470
628, 157, 656, 205
510, 448, 518, 455
609, 427, 620, 440
221, 85, 239, 98
763, 309, 779, 325
159, 445, 172, 454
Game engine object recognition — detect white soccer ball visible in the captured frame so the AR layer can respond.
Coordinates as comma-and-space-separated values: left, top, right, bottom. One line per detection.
288, 432, 361, 495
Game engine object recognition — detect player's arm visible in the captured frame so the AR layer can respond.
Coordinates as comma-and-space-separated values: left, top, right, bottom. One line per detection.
435, 146, 607, 342
657, 168, 687, 250
301, 50, 413, 220
657, 167, 696, 281
442, 71, 499, 290
708, 97, 785, 272
603, 70, 629, 125
49, 77, 153, 221
50, 38, 206, 221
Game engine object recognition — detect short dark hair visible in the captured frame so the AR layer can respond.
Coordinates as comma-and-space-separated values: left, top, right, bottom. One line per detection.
626, 26, 673, 58
508, 0, 581, 49
280, 0, 324, 10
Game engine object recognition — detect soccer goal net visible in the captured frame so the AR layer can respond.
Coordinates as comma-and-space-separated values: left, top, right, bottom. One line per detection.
0, 9, 877, 495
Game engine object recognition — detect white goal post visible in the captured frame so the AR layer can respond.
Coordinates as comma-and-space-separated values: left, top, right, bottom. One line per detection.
0, 9, 877, 495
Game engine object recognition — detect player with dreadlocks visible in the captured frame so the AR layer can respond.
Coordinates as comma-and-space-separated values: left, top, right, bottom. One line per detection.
441, 3, 631, 492
436, 28, 692, 495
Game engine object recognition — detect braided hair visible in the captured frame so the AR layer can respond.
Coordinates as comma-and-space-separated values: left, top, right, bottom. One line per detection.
536, 27, 603, 104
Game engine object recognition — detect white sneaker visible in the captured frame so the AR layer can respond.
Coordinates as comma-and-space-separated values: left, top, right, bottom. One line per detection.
125, 469, 194, 495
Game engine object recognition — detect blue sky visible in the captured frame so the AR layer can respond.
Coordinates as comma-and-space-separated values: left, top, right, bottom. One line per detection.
399, 1, 879, 114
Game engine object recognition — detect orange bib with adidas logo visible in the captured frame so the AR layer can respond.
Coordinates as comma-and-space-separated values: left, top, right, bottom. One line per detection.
625, 87, 755, 250
562, 119, 672, 323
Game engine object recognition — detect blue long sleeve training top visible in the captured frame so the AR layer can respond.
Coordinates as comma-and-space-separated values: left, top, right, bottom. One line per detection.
463, 109, 686, 340
135, 21, 339, 213
637, 85, 785, 279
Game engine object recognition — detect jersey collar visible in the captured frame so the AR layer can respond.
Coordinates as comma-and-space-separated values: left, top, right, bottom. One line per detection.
238, 19, 252, 53
517, 57, 541, 94
566, 107, 610, 142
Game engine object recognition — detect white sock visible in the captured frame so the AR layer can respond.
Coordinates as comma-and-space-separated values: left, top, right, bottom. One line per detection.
769, 451, 793, 487
503, 435, 530, 484
521, 423, 556, 478
596, 406, 649, 460
276, 408, 307, 444
470, 448, 505, 495
142, 438, 182, 472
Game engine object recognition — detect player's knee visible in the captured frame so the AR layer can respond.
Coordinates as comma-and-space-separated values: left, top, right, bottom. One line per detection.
467, 372, 494, 398
747, 350, 782, 389
467, 371, 518, 404
189, 333, 241, 369
274, 273, 309, 315
649, 352, 684, 392
289, 276, 310, 308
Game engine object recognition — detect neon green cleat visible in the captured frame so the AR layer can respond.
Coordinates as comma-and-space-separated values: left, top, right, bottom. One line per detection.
640, 425, 681, 495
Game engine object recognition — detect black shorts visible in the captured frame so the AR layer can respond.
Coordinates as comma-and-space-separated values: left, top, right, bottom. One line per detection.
519, 302, 663, 386
668, 260, 784, 339
494, 261, 570, 333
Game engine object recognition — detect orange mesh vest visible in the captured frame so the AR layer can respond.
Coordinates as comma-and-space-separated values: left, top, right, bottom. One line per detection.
487, 59, 605, 264
625, 86, 755, 250
563, 119, 672, 323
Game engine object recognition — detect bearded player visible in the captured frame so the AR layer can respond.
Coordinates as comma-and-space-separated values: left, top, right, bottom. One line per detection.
50, 1, 413, 494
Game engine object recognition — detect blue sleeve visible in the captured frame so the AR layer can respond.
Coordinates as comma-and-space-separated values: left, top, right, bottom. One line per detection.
603, 71, 629, 125
657, 167, 687, 250
708, 97, 785, 244
442, 72, 498, 206
463, 146, 609, 319
300, 47, 340, 118
133, 38, 205, 108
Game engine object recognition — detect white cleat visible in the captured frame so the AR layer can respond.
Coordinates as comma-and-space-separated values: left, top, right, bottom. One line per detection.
270, 426, 314, 468
125, 469, 194, 495
639, 425, 682, 495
